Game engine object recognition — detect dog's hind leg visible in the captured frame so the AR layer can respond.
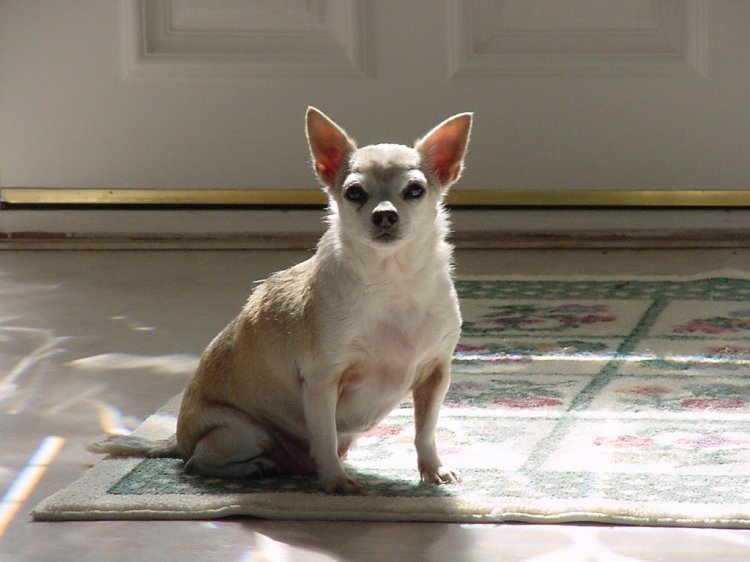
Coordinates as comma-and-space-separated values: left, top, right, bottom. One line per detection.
184, 416, 279, 479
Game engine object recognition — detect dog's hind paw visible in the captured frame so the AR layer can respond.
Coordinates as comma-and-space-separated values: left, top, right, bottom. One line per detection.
244, 457, 281, 478
322, 474, 366, 494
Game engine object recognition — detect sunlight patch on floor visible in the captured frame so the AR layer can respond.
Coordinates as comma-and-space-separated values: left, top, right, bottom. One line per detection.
68, 353, 198, 375
0, 436, 64, 535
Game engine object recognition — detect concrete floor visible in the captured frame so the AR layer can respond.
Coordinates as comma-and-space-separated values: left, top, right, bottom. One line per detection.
2, 249, 750, 561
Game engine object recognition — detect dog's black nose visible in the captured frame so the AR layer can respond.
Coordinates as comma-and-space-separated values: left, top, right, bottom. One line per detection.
372, 209, 398, 228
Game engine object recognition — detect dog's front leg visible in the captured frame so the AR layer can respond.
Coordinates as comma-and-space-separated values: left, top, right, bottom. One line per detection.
302, 375, 364, 493
413, 360, 460, 485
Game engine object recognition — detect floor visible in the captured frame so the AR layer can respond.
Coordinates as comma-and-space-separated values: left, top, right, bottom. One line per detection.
2, 248, 750, 562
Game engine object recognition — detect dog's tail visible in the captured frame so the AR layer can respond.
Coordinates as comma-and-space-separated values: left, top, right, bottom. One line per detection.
87, 434, 180, 458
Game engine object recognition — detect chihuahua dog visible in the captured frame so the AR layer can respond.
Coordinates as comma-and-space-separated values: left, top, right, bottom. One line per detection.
90, 107, 472, 493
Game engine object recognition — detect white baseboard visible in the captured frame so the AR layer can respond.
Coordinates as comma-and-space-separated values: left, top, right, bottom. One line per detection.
2, 209, 750, 249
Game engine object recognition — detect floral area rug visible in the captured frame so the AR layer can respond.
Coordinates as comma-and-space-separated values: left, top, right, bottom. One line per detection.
33, 273, 750, 526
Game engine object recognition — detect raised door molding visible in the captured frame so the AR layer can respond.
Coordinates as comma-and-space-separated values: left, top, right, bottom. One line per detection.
449, 0, 708, 75
122, 0, 370, 77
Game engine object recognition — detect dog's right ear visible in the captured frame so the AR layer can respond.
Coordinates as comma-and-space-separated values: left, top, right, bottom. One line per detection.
306, 107, 356, 189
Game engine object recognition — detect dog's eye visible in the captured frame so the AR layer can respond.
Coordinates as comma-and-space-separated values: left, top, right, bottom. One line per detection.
403, 182, 425, 200
344, 184, 368, 204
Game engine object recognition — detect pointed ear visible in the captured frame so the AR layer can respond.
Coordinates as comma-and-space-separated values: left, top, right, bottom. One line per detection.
415, 113, 473, 186
306, 107, 356, 188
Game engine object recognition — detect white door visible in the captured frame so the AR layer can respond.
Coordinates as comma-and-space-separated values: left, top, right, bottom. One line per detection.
1, 1, 748, 206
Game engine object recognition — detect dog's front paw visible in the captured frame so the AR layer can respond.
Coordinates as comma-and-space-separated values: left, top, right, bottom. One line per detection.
420, 466, 461, 485
322, 474, 366, 494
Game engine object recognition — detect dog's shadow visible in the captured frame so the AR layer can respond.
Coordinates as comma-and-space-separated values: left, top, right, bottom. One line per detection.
231, 468, 470, 560
112, 457, 458, 499
113, 458, 470, 558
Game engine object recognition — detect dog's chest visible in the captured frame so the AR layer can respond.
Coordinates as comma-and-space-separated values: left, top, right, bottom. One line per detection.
335, 283, 458, 425
359, 283, 452, 357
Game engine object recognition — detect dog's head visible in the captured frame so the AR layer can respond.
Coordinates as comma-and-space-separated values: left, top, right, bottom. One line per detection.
306, 107, 472, 250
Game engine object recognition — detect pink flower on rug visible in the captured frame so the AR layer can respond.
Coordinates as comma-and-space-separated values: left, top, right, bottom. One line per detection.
594, 435, 655, 448
556, 304, 616, 325
620, 385, 673, 396
673, 321, 740, 335
455, 344, 486, 353
493, 396, 563, 409
365, 426, 403, 437
681, 398, 747, 410
559, 314, 616, 325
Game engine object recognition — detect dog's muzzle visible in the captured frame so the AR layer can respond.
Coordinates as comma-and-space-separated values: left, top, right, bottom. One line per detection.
372, 209, 398, 229
370, 202, 400, 243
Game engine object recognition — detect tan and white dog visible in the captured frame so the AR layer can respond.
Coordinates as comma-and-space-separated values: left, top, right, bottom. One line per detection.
90, 107, 472, 493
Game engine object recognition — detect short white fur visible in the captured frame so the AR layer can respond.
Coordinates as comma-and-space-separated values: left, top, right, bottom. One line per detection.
89, 107, 473, 493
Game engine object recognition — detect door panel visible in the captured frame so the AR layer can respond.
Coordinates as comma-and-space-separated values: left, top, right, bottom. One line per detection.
1, 1, 748, 196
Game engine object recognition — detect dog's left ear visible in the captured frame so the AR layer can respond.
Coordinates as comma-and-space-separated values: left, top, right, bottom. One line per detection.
415, 113, 473, 187
306, 107, 356, 189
